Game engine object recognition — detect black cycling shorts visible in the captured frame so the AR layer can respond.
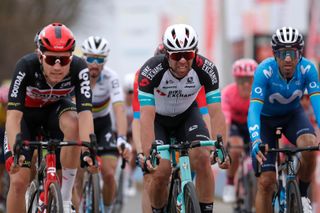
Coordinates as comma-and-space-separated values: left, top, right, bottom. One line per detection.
94, 114, 118, 156
154, 103, 210, 145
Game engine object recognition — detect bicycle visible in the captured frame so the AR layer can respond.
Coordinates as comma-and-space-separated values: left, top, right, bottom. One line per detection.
80, 144, 127, 213
258, 129, 320, 213
227, 144, 256, 213
14, 133, 97, 213
150, 135, 228, 213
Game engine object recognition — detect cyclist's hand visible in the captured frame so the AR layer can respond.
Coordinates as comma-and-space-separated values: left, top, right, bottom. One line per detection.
6, 154, 25, 174
117, 136, 132, 160
83, 155, 99, 174
217, 154, 231, 169
251, 139, 267, 165
136, 153, 159, 174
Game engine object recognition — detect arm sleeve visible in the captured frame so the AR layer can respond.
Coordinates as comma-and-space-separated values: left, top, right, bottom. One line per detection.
109, 71, 125, 104
7, 58, 29, 111
138, 65, 156, 107
72, 58, 92, 112
221, 88, 232, 124
247, 66, 267, 142
132, 70, 141, 119
196, 86, 208, 115
306, 63, 320, 127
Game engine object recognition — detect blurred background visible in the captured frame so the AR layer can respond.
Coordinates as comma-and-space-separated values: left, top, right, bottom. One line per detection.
1, 0, 320, 87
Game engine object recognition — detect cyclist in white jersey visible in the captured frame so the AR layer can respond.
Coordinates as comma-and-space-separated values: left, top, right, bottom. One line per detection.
81, 36, 131, 212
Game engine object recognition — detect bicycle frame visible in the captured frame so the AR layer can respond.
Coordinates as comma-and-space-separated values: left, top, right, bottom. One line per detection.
154, 139, 225, 213
14, 133, 97, 212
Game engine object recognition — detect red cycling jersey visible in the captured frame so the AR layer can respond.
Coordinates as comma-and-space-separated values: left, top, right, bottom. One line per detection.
221, 83, 249, 124
132, 69, 208, 119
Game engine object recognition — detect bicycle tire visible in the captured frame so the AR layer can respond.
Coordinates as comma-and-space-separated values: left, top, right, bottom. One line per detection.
91, 173, 101, 213
26, 179, 39, 213
286, 180, 303, 213
112, 169, 124, 213
183, 182, 201, 213
242, 172, 254, 212
46, 182, 63, 213
168, 177, 181, 213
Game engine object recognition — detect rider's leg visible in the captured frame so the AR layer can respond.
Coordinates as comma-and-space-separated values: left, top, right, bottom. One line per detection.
189, 147, 214, 203
255, 171, 276, 213
146, 159, 171, 210
296, 133, 317, 196
59, 110, 81, 203
6, 168, 31, 213
100, 155, 117, 210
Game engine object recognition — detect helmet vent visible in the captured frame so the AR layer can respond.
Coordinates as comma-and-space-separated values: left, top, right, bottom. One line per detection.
94, 38, 101, 48
185, 28, 190, 38
171, 29, 176, 39
55, 26, 62, 39
175, 39, 181, 48
166, 40, 175, 49
189, 38, 195, 48
65, 39, 72, 49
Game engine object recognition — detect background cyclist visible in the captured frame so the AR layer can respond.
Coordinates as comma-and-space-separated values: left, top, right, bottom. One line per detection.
221, 58, 258, 203
81, 36, 131, 212
248, 27, 320, 213
138, 24, 230, 213
4, 23, 97, 213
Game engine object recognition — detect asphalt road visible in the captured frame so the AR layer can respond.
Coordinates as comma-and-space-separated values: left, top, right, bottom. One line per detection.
122, 188, 233, 213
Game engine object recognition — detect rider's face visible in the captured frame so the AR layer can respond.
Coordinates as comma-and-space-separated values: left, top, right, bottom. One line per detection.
167, 50, 195, 78
40, 51, 72, 85
83, 54, 106, 79
275, 48, 300, 79
235, 76, 253, 99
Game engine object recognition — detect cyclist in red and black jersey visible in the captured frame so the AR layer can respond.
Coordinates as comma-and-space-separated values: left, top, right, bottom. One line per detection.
4, 23, 96, 213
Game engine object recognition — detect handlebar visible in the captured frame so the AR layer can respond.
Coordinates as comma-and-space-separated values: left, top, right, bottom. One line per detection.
150, 134, 227, 165
259, 143, 320, 155
13, 133, 98, 167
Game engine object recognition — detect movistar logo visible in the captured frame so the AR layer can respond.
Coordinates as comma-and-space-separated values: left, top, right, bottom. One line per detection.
269, 90, 302, 104
263, 66, 273, 79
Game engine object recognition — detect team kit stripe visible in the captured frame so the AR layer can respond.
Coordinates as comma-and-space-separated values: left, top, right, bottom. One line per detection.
251, 99, 264, 104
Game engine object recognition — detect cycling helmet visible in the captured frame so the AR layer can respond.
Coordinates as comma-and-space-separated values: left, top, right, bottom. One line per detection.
271, 27, 304, 52
154, 43, 166, 56
232, 58, 258, 77
81, 36, 111, 57
38, 23, 75, 52
123, 73, 135, 93
163, 24, 198, 51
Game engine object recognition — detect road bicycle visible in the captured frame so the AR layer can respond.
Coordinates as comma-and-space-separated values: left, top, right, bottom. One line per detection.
259, 129, 320, 213
227, 144, 256, 213
15, 133, 97, 213
150, 135, 228, 213
80, 144, 127, 213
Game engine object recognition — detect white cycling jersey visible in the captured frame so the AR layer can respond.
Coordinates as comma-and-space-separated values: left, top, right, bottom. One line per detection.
92, 65, 124, 119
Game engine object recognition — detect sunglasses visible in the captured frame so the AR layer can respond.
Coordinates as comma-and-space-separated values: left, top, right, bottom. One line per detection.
168, 51, 195, 61
41, 54, 72, 66
275, 49, 299, 60
85, 56, 106, 64
236, 77, 253, 85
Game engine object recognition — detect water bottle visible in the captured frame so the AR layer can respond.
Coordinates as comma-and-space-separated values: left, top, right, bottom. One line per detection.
38, 191, 46, 212
176, 192, 182, 213
279, 187, 286, 213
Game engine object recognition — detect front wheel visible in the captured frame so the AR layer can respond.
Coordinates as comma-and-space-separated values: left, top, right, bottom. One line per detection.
26, 179, 39, 213
286, 180, 303, 213
183, 182, 201, 213
167, 177, 181, 213
46, 182, 63, 213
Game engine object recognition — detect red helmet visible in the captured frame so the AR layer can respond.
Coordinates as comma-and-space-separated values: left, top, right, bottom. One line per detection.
232, 58, 258, 77
38, 23, 75, 52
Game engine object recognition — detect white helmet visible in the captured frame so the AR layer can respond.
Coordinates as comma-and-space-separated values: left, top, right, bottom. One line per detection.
81, 36, 111, 56
163, 24, 198, 51
123, 73, 135, 93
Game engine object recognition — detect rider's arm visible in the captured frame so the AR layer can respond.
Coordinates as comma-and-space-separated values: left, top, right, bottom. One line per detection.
73, 62, 94, 142
132, 70, 142, 153
140, 105, 155, 157
109, 70, 127, 137
5, 58, 29, 156
207, 102, 227, 142
247, 66, 267, 143
306, 62, 320, 127
196, 86, 211, 137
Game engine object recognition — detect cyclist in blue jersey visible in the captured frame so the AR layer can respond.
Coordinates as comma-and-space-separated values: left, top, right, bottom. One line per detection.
248, 27, 320, 213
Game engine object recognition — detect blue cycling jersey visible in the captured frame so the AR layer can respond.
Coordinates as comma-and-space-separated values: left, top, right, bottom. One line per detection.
247, 57, 320, 142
